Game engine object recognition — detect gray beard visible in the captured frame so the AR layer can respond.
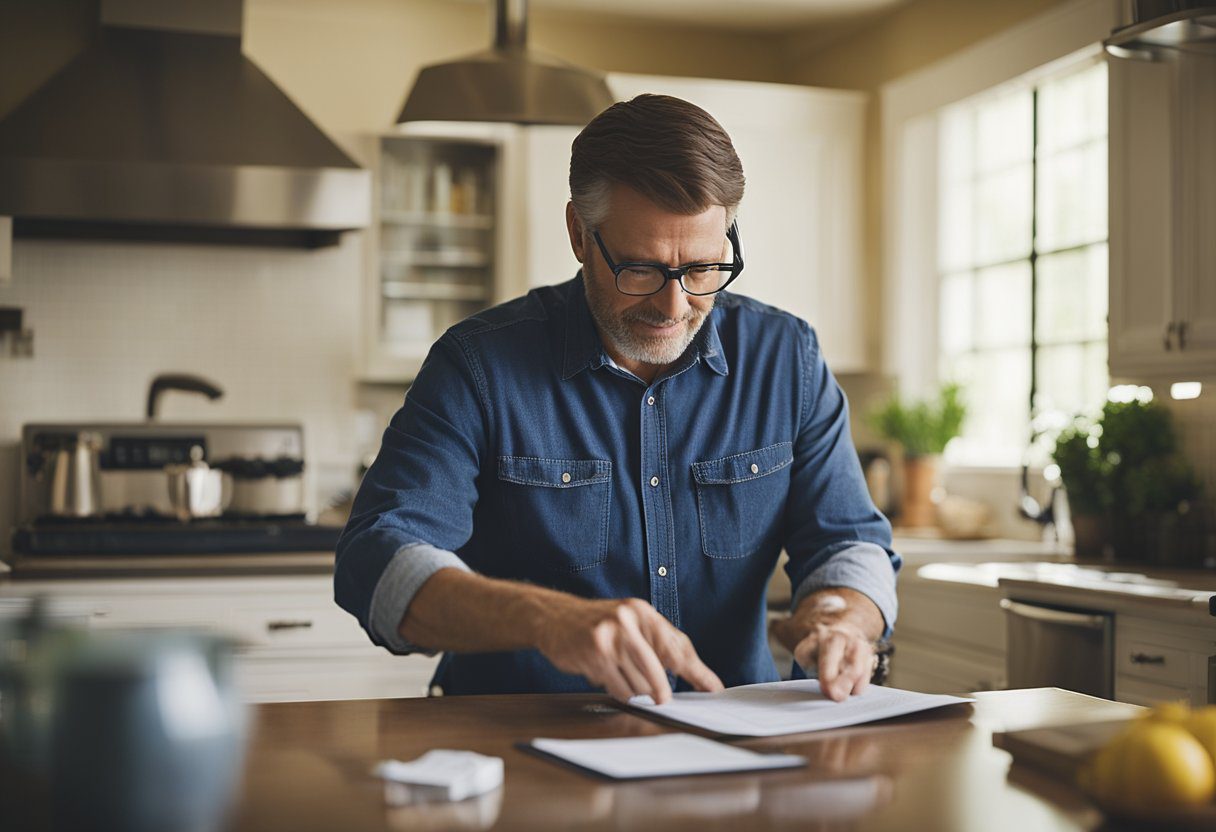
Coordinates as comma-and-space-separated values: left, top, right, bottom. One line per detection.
584, 275, 713, 367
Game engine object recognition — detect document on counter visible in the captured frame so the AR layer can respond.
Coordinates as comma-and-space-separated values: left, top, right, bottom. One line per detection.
627, 679, 972, 737
523, 733, 806, 780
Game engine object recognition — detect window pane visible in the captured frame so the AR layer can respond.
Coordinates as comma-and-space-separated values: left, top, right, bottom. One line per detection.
938, 183, 974, 273
939, 106, 975, 185
1035, 343, 1087, 417
934, 56, 1106, 469
974, 165, 1032, 265
1036, 244, 1108, 344
939, 271, 973, 356
1036, 140, 1107, 251
975, 90, 1033, 173
1083, 341, 1109, 415
975, 261, 1031, 349
1038, 61, 1107, 153
948, 348, 1033, 463
1035, 341, 1108, 419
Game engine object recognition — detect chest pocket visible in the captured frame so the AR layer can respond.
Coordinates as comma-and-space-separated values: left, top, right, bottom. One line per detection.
497, 456, 612, 572
691, 442, 793, 560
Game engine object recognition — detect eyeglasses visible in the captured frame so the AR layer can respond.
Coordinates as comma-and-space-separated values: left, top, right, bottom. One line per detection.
592, 220, 745, 297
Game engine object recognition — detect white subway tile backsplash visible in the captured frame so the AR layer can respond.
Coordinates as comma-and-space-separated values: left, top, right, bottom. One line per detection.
0, 235, 384, 555
1163, 387, 1216, 497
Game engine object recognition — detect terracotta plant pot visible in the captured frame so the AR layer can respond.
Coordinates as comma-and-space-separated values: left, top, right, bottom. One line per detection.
901, 455, 939, 528
1070, 512, 1109, 559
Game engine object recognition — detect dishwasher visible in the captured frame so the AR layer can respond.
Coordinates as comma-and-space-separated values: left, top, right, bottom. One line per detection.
1000, 598, 1114, 699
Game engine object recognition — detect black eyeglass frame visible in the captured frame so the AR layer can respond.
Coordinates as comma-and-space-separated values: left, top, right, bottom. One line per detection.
591, 220, 745, 297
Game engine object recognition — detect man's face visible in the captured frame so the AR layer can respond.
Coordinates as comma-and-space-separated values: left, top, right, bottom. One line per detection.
568, 185, 727, 373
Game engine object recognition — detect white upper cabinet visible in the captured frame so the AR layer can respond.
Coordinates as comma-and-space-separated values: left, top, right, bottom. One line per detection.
1109, 53, 1216, 379
518, 74, 869, 374
517, 125, 584, 292
357, 122, 520, 382
364, 77, 870, 381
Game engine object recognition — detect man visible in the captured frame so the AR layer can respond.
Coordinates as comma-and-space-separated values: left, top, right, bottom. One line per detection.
335, 94, 899, 704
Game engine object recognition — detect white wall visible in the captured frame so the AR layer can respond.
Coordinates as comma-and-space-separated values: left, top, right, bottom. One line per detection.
0, 236, 369, 556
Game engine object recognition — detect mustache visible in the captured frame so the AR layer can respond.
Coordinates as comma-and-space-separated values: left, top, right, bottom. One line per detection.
623, 306, 698, 327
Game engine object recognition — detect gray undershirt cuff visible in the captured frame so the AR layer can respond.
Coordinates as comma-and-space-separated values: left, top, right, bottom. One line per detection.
369, 542, 472, 655
790, 542, 899, 638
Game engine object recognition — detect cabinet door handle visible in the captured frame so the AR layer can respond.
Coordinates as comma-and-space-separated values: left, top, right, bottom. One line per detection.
1130, 652, 1166, 665
1164, 321, 1176, 351
267, 619, 313, 632
1178, 320, 1188, 350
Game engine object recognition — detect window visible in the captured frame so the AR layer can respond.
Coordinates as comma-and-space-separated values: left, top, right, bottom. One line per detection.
937, 59, 1108, 466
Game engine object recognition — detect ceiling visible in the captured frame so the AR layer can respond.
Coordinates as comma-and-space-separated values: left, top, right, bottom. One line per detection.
527, 0, 913, 36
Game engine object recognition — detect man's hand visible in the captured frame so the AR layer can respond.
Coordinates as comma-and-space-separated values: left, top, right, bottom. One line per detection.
770, 588, 884, 702
535, 596, 724, 704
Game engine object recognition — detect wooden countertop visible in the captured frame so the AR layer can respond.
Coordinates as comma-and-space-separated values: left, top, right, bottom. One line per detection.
224, 687, 1139, 832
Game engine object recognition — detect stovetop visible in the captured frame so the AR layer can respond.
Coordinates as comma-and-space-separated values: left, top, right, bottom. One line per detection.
13, 514, 343, 556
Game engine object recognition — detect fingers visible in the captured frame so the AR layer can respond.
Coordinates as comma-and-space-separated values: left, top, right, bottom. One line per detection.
573, 600, 722, 701
619, 623, 673, 704
797, 625, 875, 702
793, 628, 821, 674
845, 640, 874, 697
586, 602, 673, 703
597, 659, 637, 703
817, 630, 849, 701
636, 608, 723, 694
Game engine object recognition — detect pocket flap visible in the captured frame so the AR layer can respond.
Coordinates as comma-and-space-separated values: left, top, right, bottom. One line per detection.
497, 456, 611, 488
691, 442, 793, 485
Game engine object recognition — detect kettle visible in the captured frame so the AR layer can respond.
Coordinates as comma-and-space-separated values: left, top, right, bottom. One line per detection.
38, 432, 103, 518
0, 606, 248, 832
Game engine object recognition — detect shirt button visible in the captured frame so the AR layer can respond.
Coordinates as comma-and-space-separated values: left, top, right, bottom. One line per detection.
750, 463, 759, 474
657, 566, 668, 577
647, 396, 655, 406
650, 476, 659, 487
561, 472, 571, 483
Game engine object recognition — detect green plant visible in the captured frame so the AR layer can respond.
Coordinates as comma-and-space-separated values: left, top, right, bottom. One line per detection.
1052, 399, 1201, 519
869, 382, 966, 459
1051, 422, 1112, 515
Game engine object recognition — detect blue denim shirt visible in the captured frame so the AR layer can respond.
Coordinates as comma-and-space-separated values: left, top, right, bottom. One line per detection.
335, 274, 900, 695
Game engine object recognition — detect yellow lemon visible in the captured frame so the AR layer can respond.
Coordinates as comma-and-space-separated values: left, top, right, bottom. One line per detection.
1183, 706, 1216, 765
1117, 722, 1215, 810
1078, 733, 1129, 805
1147, 701, 1191, 724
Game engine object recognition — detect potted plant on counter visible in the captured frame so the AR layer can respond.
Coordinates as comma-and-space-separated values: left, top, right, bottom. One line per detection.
1051, 420, 1112, 556
1052, 398, 1204, 564
869, 382, 966, 528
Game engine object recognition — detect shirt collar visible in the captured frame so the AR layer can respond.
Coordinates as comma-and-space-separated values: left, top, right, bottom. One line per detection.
562, 271, 729, 381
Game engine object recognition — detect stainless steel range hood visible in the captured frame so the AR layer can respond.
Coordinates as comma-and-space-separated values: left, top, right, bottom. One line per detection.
397, 0, 613, 127
0, 0, 370, 248
1105, 1, 1216, 60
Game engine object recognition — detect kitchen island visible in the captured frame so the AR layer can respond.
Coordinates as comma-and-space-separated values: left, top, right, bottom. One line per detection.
224, 687, 1137, 831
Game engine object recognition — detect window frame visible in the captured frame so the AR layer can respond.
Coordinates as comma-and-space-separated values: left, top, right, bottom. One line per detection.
935, 59, 1109, 467
879, 0, 1118, 471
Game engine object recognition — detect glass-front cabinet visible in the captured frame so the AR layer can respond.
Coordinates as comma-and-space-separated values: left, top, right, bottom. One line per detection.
360, 132, 504, 381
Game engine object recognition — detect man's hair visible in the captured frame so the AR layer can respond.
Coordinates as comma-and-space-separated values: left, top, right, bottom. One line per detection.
569, 94, 745, 232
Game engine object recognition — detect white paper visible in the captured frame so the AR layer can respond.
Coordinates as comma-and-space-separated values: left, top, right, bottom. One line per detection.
528, 734, 805, 780
629, 679, 972, 737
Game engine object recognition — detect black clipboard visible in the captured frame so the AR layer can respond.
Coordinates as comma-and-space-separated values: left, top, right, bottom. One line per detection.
515, 738, 807, 782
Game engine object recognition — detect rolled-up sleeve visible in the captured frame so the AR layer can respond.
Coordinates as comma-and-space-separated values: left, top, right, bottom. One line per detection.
782, 322, 901, 637
334, 333, 489, 654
